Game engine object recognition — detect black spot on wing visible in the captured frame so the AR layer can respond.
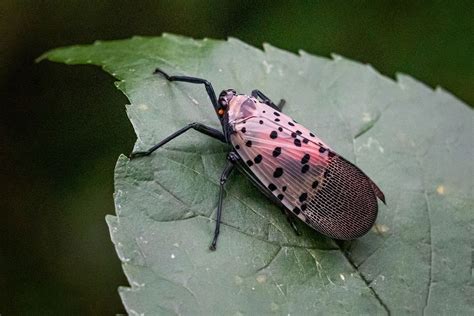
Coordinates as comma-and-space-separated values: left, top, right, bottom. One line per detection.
272, 147, 282, 157
301, 164, 310, 173
301, 154, 310, 164
324, 169, 330, 178
273, 167, 283, 178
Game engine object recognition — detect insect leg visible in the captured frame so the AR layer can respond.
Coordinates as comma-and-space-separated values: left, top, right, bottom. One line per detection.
236, 162, 301, 236
251, 89, 286, 111
210, 152, 239, 251
283, 209, 301, 236
154, 68, 219, 110
129, 122, 225, 158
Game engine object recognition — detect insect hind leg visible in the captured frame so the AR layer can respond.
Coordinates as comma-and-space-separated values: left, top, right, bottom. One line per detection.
210, 151, 239, 251
251, 89, 285, 111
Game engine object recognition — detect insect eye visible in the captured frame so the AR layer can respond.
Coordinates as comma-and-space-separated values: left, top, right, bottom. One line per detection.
218, 97, 228, 106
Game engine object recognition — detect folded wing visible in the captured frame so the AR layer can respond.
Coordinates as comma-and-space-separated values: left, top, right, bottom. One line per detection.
231, 109, 384, 240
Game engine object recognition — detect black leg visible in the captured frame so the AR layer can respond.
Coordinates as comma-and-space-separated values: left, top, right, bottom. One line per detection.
235, 158, 301, 236
129, 122, 225, 158
283, 209, 301, 236
154, 68, 219, 111
251, 89, 285, 111
209, 152, 239, 251
276, 99, 286, 110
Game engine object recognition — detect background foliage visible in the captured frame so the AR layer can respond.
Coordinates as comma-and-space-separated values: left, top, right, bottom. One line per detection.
1, 1, 473, 314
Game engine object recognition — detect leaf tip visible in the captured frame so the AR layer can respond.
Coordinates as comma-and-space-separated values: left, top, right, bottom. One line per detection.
35, 52, 49, 63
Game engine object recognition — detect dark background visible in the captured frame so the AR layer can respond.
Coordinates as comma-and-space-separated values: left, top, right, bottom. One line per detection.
1, 1, 472, 314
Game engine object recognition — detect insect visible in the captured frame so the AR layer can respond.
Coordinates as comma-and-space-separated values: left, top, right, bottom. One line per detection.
130, 69, 386, 250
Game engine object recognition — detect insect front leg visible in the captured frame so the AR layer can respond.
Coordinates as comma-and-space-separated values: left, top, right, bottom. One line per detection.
209, 151, 239, 251
129, 123, 226, 158
154, 68, 219, 110
251, 89, 286, 111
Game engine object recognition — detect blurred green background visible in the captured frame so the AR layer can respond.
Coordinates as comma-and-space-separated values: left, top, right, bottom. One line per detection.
1, 1, 472, 314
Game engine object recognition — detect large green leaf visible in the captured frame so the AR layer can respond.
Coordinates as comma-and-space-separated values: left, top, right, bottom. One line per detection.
42, 34, 473, 315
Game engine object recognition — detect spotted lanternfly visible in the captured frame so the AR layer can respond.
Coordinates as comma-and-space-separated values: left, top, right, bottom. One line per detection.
131, 69, 386, 250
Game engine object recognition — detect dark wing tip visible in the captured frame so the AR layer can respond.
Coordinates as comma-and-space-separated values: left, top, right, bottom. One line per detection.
379, 192, 386, 205
368, 179, 386, 205
305, 156, 380, 240
337, 155, 386, 205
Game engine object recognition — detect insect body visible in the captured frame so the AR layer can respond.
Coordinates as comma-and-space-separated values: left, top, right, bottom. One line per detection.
131, 69, 386, 250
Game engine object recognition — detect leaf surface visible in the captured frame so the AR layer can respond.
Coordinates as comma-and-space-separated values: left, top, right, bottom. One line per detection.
43, 34, 474, 315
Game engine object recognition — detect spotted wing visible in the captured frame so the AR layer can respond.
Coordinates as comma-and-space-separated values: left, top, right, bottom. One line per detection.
231, 106, 384, 240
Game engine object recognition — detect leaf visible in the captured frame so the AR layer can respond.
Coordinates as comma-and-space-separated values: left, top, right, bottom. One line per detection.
42, 34, 474, 315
